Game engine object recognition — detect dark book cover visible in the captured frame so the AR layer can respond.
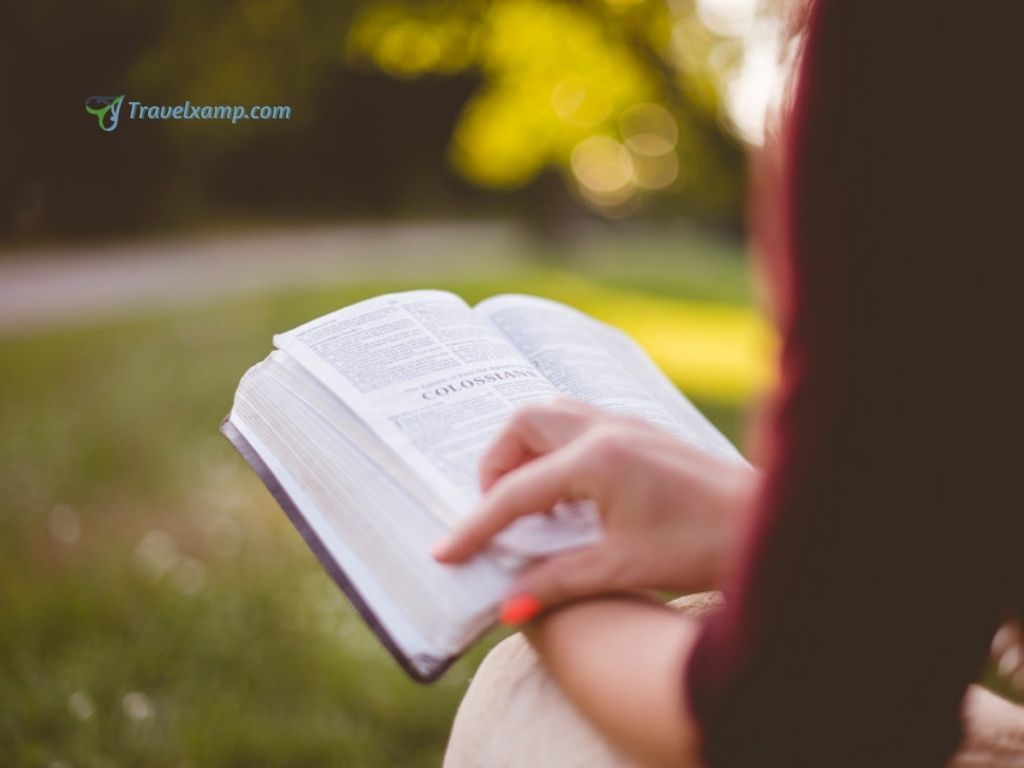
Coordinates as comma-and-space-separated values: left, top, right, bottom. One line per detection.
220, 415, 456, 683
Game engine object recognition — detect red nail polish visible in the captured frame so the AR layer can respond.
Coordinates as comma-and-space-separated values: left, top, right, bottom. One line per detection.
499, 594, 542, 625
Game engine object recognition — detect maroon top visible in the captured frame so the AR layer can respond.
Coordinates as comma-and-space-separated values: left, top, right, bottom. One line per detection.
686, 1, 1023, 765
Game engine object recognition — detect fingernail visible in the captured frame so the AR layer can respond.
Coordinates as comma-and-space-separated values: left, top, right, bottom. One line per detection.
499, 594, 542, 626
430, 537, 450, 560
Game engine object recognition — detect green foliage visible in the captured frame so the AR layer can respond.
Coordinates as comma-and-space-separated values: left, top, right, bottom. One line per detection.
126, 0, 745, 217
346, 0, 744, 217
7, 0, 747, 238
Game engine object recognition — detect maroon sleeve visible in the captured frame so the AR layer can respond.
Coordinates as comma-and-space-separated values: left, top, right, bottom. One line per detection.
685, 2, 1023, 766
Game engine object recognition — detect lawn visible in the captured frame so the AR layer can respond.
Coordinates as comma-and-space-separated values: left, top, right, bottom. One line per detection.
0, 238, 1013, 765
0, 230, 762, 768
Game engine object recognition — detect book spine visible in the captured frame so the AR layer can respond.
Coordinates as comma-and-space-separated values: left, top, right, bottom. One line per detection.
219, 414, 455, 683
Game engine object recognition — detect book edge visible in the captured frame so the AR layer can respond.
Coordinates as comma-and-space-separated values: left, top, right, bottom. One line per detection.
219, 413, 458, 684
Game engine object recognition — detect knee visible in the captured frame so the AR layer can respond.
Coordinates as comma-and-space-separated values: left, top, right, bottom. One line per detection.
444, 633, 633, 768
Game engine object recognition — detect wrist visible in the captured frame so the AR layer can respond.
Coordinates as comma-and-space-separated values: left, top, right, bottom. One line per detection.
522, 592, 659, 643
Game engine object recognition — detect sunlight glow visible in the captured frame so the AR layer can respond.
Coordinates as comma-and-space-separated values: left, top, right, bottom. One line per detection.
697, 0, 759, 38
538, 275, 776, 404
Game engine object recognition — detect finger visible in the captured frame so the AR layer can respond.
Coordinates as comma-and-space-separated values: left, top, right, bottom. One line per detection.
479, 400, 599, 491
992, 622, 1021, 657
996, 622, 1024, 679
478, 400, 599, 492
436, 444, 594, 563
998, 643, 1023, 678
504, 544, 625, 615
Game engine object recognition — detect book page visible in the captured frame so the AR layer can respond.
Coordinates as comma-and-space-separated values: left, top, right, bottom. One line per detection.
273, 291, 562, 517
476, 294, 745, 463
228, 352, 511, 666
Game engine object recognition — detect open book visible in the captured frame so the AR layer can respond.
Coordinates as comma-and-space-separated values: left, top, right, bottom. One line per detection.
222, 290, 744, 682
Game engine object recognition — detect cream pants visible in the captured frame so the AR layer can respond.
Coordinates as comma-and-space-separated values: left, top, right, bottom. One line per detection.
444, 594, 1024, 768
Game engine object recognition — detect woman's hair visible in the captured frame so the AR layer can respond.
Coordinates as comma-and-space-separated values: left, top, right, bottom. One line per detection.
762, 0, 1023, 616
687, 4, 1021, 763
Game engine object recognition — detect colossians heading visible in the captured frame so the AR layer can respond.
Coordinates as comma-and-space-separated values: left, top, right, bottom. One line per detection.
420, 369, 540, 400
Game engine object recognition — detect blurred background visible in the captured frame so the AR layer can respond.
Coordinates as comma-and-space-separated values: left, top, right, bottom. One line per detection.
2, 1, 1015, 765
3, 0, 795, 239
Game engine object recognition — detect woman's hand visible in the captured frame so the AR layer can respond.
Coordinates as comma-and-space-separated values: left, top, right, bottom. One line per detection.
432, 398, 757, 617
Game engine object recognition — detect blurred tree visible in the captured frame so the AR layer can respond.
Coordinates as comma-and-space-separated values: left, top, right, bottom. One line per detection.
346, 0, 744, 220
2, 0, 746, 241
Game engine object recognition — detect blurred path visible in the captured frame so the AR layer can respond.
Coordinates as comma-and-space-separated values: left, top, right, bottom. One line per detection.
0, 221, 530, 335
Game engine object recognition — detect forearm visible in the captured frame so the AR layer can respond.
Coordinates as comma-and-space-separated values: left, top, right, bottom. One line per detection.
523, 596, 704, 768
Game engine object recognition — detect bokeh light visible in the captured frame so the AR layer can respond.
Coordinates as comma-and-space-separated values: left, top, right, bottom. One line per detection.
571, 135, 637, 213
550, 76, 613, 128
697, 0, 759, 38
620, 103, 679, 157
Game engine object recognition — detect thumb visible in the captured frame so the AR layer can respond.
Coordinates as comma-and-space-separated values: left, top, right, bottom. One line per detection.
501, 545, 624, 622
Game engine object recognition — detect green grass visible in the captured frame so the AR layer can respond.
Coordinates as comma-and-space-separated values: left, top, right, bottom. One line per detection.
0, 256, 755, 766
